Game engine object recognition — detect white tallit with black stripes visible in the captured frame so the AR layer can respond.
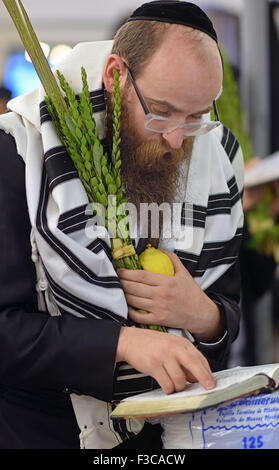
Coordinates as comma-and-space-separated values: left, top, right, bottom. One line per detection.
0, 40, 244, 448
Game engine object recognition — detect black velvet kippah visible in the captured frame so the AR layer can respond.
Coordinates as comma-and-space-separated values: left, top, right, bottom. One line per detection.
127, 1, 218, 43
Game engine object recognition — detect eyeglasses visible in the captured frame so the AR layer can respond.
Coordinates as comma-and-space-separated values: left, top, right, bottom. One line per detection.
123, 62, 221, 137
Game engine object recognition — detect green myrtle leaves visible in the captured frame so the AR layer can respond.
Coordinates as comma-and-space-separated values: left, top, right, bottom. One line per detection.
93, 142, 102, 178
47, 67, 141, 269
112, 69, 122, 195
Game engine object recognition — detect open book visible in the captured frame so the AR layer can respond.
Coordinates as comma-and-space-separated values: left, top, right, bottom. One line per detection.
244, 151, 279, 188
111, 364, 279, 419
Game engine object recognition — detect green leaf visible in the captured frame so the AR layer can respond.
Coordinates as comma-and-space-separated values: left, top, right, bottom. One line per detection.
119, 196, 130, 204
99, 194, 108, 208
85, 161, 93, 171
116, 176, 122, 189
76, 128, 83, 140
115, 160, 122, 170
76, 161, 84, 172
82, 170, 90, 181
64, 113, 79, 143
98, 182, 106, 194
105, 174, 114, 185
93, 142, 102, 178
108, 183, 117, 195
95, 191, 102, 203
90, 176, 98, 188
101, 156, 107, 166
102, 166, 108, 177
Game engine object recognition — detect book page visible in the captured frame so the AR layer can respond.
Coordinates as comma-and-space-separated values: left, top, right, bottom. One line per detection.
123, 364, 279, 403
244, 151, 279, 188
160, 390, 279, 449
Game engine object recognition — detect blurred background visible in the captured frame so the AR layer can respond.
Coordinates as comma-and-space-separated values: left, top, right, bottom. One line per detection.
1, 0, 279, 367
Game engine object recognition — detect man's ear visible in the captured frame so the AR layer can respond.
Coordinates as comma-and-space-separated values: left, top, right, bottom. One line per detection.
103, 54, 127, 93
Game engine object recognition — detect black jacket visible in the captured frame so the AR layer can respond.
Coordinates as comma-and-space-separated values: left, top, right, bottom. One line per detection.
0, 129, 241, 449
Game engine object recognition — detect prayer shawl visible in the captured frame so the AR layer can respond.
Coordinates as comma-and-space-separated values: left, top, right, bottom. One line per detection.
0, 40, 244, 448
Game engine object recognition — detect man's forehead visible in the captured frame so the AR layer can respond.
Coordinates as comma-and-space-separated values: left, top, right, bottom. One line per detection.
134, 32, 222, 107
141, 27, 220, 74
135, 59, 222, 113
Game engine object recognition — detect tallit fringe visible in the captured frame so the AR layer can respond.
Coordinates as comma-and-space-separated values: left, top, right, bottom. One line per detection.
30, 228, 61, 317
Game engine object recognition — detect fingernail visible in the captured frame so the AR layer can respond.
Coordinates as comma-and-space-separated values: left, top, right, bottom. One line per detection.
205, 379, 214, 390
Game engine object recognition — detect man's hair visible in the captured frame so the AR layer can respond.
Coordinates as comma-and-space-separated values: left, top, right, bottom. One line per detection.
0, 87, 12, 100
112, 19, 216, 79
112, 20, 171, 78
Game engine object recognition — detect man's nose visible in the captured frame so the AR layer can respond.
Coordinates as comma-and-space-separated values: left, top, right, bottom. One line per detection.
162, 128, 184, 149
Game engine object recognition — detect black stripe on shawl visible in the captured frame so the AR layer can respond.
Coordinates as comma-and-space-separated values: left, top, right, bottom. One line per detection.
44, 146, 78, 190
36, 165, 121, 289
58, 203, 89, 223
181, 204, 207, 229
181, 176, 241, 228
116, 365, 147, 378
45, 270, 129, 324
58, 204, 89, 224
39, 101, 52, 125
57, 203, 93, 234
110, 414, 135, 442
207, 176, 241, 216
113, 375, 155, 399
44, 140, 109, 193
110, 404, 136, 442
175, 227, 243, 277
86, 238, 113, 260
221, 126, 240, 163
39, 88, 106, 124
57, 206, 113, 259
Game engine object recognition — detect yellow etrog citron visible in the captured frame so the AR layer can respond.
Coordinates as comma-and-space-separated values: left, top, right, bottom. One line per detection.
139, 244, 175, 276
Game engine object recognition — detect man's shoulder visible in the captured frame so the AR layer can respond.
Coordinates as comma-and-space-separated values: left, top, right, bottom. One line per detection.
0, 111, 27, 162
0, 113, 26, 191
0, 113, 20, 155
212, 124, 244, 193
213, 124, 242, 163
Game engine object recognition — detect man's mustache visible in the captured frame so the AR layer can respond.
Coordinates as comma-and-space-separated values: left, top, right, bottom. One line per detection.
134, 139, 187, 168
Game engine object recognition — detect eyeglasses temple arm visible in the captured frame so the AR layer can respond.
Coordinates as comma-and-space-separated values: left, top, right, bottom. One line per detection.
213, 100, 220, 122
123, 62, 150, 115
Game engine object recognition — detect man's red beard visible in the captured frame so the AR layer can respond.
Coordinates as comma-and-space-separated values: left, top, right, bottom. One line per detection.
120, 135, 193, 207
106, 91, 194, 244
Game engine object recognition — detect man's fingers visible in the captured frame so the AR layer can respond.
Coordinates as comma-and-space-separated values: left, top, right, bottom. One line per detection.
157, 352, 214, 395
178, 350, 215, 390
118, 268, 167, 286
153, 368, 176, 395
116, 327, 215, 398
119, 279, 154, 299
163, 358, 188, 393
126, 298, 153, 313
160, 250, 186, 275
161, 343, 214, 393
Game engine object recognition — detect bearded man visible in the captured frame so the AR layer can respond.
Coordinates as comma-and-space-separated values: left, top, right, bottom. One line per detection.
0, 1, 243, 449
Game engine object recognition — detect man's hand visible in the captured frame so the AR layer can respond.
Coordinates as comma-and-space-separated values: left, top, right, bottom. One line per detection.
116, 326, 215, 395
117, 251, 226, 343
